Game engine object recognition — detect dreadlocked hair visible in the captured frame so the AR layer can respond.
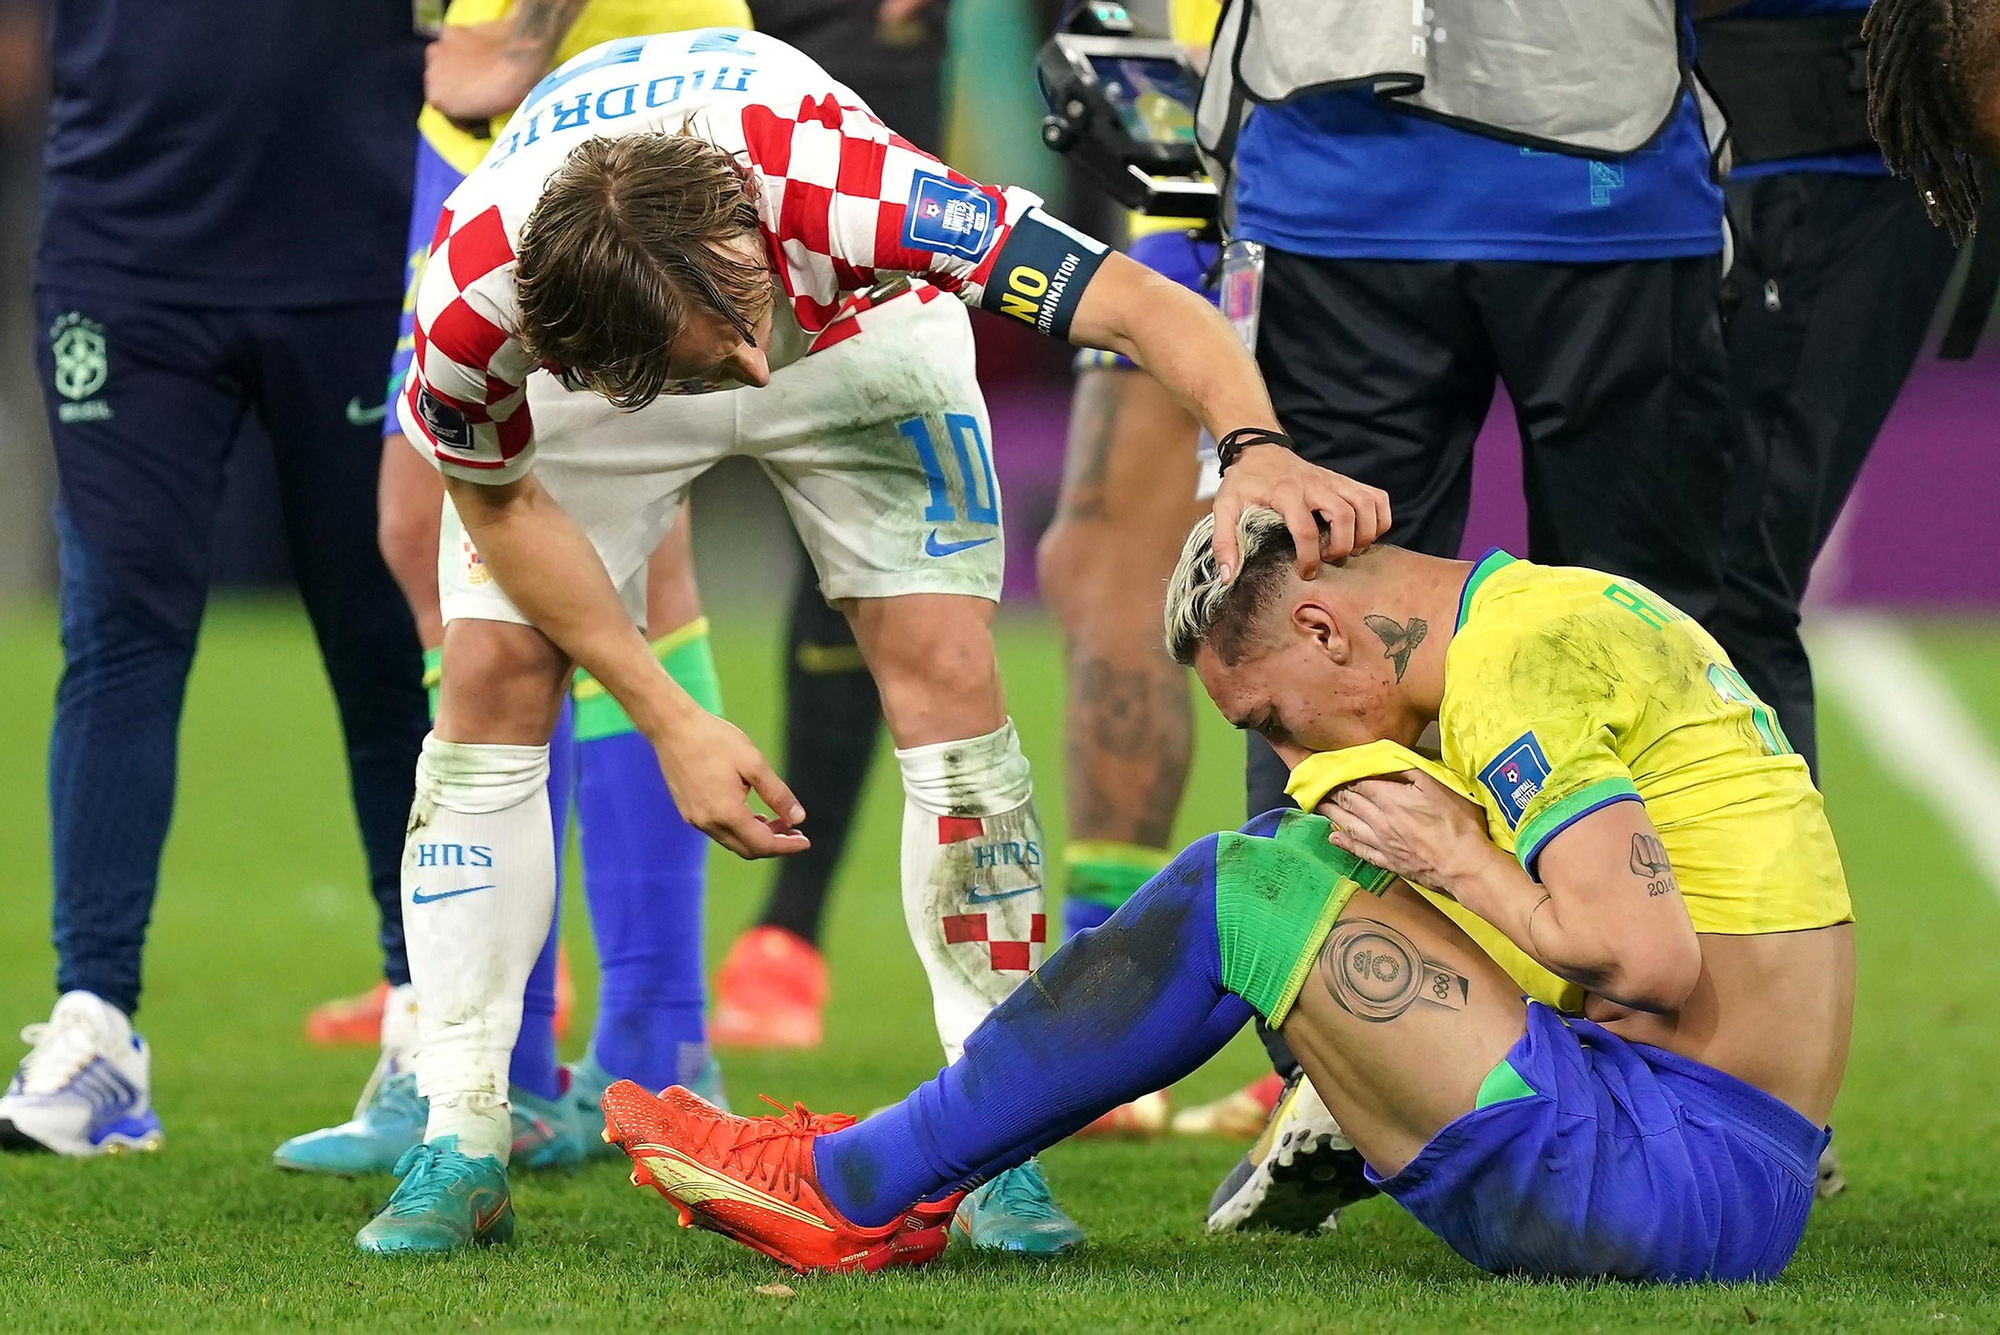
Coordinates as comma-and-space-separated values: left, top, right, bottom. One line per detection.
1863, 0, 1996, 243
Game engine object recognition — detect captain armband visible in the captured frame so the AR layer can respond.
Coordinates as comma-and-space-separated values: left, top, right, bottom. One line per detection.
979, 207, 1109, 341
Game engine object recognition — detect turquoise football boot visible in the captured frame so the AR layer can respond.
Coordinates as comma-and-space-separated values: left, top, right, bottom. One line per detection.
278, 1068, 593, 1176
952, 1159, 1085, 1255
567, 1052, 728, 1161
509, 1083, 589, 1171
355, 1136, 515, 1255
274, 1069, 426, 1176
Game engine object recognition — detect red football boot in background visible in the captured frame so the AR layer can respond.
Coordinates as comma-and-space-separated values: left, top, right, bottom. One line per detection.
709, 927, 827, 1049
306, 947, 575, 1045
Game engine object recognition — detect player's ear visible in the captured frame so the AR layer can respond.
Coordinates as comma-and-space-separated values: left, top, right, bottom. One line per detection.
1293, 599, 1349, 666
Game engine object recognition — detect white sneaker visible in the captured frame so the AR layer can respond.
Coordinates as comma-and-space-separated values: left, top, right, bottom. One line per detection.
1205, 1068, 1376, 1233
0, 991, 163, 1155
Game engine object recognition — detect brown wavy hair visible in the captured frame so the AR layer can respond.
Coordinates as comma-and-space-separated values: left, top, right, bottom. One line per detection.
515, 132, 772, 409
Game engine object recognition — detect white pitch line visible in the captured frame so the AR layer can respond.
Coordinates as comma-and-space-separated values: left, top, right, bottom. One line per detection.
1811, 613, 2000, 902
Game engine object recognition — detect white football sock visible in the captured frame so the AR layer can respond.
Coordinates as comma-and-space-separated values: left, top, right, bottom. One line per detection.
353, 983, 422, 1118
402, 733, 556, 1163
896, 719, 1045, 1062
380, 983, 419, 1067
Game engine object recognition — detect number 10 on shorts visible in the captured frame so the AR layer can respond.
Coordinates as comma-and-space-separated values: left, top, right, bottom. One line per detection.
900, 413, 998, 526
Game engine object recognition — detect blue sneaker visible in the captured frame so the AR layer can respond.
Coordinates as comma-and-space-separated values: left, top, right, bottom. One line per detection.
274, 1068, 426, 1176
567, 1053, 727, 1161
952, 1159, 1085, 1255
0, 992, 163, 1157
355, 1136, 515, 1254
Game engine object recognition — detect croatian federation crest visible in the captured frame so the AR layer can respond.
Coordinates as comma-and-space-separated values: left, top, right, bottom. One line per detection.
1478, 732, 1552, 829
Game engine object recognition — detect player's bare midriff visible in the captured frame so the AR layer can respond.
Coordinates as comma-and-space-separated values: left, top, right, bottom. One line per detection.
1585, 923, 1856, 1126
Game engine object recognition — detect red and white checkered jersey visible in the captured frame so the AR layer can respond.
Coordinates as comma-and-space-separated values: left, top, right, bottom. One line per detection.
399, 28, 1045, 484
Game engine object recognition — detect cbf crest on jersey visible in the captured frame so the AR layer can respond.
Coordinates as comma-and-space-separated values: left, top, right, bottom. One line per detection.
902, 173, 996, 261
1478, 732, 1552, 829
49, 312, 113, 424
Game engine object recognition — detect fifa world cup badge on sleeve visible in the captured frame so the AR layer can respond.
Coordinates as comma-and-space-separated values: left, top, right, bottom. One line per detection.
1194, 240, 1265, 501
1478, 733, 1552, 829
903, 174, 999, 261
416, 388, 472, 450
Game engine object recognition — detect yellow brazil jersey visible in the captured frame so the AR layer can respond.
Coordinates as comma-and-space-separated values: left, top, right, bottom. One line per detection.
1289, 550, 1853, 1013
420, 0, 754, 174
1442, 549, 1853, 937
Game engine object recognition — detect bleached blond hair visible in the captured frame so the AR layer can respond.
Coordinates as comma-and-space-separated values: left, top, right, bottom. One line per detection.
1163, 507, 1306, 667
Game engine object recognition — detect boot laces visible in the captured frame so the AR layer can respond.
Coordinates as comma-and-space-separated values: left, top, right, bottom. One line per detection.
16, 1013, 106, 1095
696, 1095, 855, 1199
986, 1161, 1064, 1221
383, 1142, 485, 1217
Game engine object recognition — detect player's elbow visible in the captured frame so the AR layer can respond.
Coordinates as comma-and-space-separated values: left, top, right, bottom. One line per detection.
1601, 932, 1703, 1015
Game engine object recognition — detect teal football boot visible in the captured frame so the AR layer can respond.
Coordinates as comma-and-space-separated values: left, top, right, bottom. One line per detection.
508, 1083, 590, 1171
278, 1068, 594, 1176
567, 1052, 728, 1161
355, 1136, 515, 1255
274, 1069, 426, 1176
952, 1159, 1085, 1255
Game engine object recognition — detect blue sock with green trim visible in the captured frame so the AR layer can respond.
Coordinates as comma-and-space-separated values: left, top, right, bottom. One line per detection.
573, 622, 721, 1092
1062, 841, 1172, 940
814, 832, 1254, 1227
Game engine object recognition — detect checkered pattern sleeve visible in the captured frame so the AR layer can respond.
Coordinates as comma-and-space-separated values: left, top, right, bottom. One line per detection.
731, 94, 1044, 335
402, 204, 542, 485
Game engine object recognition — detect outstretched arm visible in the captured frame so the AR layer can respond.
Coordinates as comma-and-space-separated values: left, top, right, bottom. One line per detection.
1066, 251, 1391, 580
443, 471, 808, 859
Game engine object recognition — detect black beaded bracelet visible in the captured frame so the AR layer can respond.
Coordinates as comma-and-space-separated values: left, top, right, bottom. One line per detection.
1215, 427, 1295, 474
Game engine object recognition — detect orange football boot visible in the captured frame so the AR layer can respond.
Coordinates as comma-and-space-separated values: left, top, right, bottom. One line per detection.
1170, 1072, 1287, 1138
306, 948, 576, 1046
601, 1081, 952, 1275
1074, 1089, 1171, 1139
709, 927, 827, 1049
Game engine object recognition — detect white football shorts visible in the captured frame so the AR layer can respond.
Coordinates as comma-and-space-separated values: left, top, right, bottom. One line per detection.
437, 292, 1004, 628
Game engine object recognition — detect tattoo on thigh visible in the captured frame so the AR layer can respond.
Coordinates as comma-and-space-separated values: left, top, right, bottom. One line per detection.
1628, 833, 1678, 897
1362, 615, 1428, 682
1318, 918, 1470, 1022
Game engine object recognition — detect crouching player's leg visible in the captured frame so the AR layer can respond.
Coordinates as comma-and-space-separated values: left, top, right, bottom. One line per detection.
606, 808, 1825, 1282
353, 582, 578, 1254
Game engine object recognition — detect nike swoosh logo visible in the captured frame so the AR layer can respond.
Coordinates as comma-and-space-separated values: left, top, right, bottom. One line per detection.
965, 883, 1041, 904
410, 884, 494, 904
924, 531, 995, 558
345, 396, 388, 426
472, 1193, 509, 1233
630, 1144, 835, 1231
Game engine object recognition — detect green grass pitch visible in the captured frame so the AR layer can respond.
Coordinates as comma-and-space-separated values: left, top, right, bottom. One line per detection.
1, 600, 1998, 1333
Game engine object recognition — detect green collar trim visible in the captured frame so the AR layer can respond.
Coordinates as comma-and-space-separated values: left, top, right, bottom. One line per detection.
1456, 549, 1517, 632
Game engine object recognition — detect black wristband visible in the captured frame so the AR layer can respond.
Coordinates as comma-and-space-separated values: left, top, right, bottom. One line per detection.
1216, 427, 1295, 474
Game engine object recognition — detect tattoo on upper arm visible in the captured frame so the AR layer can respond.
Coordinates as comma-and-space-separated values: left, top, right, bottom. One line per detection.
513, 0, 587, 44
1317, 918, 1469, 1022
1629, 833, 1678, 897
1362, 615, 1427, 683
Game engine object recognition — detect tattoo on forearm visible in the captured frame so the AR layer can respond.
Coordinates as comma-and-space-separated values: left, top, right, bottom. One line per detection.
513, 0, 587, 46
1317, 918, 1469, 1022
1628, 833, 1678, 898
1362, 615, 1427, 682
